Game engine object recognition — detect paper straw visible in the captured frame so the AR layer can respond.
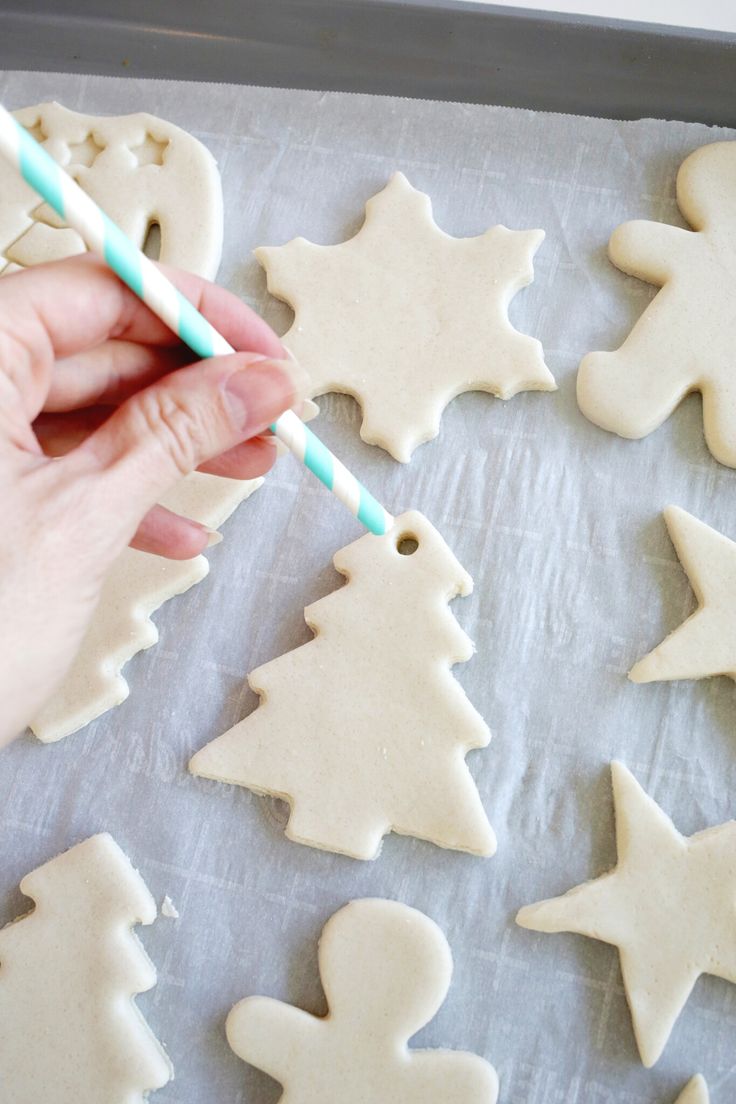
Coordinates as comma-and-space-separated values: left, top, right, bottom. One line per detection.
0, 104, 394, 536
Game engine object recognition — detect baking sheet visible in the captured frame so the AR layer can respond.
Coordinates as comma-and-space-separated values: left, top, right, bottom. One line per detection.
1, 71, 736, 1102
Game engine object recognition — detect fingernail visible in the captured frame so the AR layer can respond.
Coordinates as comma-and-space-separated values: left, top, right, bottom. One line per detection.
282, 348, 315, 419
301, 397, 320, 422
278, 355, 310, 403
204, 527, 223, 547
225, 356, 310, 431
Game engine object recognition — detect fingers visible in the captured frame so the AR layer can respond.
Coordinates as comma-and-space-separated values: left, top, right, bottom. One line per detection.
130, 504, 217, 560
36, 406, 281, 480
0, 253, 285, 422
35, 406, 281, 484
45, 341, 191, 411
197, 435, 278, 479
38, 409, 279, 560
68, 352, 304, 546
33, 406, 113, 455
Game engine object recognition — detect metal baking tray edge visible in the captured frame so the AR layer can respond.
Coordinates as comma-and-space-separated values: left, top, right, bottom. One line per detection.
0, 1, 734, 128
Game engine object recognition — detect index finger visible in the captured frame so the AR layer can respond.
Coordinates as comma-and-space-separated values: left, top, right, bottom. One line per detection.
0, 252, 284, 370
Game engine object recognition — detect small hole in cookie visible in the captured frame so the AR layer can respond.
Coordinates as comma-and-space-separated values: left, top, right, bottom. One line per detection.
143, 221, 161, 260
397, 534, 419, 556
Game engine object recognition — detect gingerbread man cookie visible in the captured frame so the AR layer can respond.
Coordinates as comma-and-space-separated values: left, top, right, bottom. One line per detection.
578, 142, 736, 467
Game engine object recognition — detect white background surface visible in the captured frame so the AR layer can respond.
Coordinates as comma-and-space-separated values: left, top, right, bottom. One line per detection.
468, 0, 736, 33
1, 71, 736, 1103
465, 0, 736, 32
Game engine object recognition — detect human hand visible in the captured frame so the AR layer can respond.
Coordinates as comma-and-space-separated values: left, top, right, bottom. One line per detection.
1, 254, 304, 746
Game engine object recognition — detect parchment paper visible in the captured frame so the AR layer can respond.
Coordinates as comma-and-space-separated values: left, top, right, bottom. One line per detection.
1, 71, 735, 1103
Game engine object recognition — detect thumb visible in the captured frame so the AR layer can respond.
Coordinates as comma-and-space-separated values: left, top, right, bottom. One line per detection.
70, 352, 304, 542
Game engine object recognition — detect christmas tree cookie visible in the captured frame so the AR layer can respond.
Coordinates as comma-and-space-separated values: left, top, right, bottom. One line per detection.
578, 141, 736, 466
257, 172, 554, 462
630, 506, 736, 685
30, 471, 261, 741
227, 898, 498, 1103
0, 833, 171, 1102
190, 510, 495, 860
517, 762, 736, 1067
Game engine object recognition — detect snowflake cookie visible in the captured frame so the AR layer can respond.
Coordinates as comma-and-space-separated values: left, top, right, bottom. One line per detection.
578, 142, 736, 466
190, 510, 495, 860
0, 834, 171, 1102
517, 762, 736, 1067
630, 506, 736, 685
257, 172, 554, 462
227, 898, 499, 1104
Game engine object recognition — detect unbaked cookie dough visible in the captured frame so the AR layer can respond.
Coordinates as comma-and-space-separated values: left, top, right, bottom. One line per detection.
675, 1077, 709, 1104
517, 762, 736, 1068
257, 171, 555, 462
227, 898, 499, 1104
2, 101, 223, 278
30, 473, 261, 742
578, 141, 736, 467
630, 506, 736, 685
0, 833, 171, 1102
190, 510, 495, 860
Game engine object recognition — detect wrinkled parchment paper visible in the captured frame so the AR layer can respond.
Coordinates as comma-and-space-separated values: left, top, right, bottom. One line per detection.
1, 70, 735, 1103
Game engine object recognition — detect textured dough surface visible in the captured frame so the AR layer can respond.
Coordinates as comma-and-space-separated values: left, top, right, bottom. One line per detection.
30, 473, 261, 742
629, 506, 736, 684
577, 141, 736, 466
227, 898, 499, 1103
675, 1076, 709, 1104
0, 833, 171, 1102
257, 171, 554, 462
190, 510, 495, 860
2, 101, 223, 278
517, 762, 736, 1068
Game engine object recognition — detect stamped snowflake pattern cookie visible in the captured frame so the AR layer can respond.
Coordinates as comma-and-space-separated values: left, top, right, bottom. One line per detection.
630, 506, 736, 685
517, 762, 736, 1067
675, 1077, 709, 1104
227, 898, 499, 1104
257, 172, 554, 462
1, 101, 223, 278
0, 834, 171, 1103
191, 510, 495, 860
578, 142, 736, 466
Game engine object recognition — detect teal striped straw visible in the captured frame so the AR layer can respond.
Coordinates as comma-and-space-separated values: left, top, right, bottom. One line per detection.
0, 104, 394, 536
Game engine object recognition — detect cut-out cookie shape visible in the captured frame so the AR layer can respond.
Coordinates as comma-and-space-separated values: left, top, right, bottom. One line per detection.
675, 1077, 709, 1104
227, 898, 499, 1104
578, 142, 736, 467
30, 472, 261, 742
0, 833, 171, 1102
1, 101, 223, 278
517, 762, 736, 1068
191, 510, 495, 860
630, 506, 736, 685
257, 172, 554, 462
